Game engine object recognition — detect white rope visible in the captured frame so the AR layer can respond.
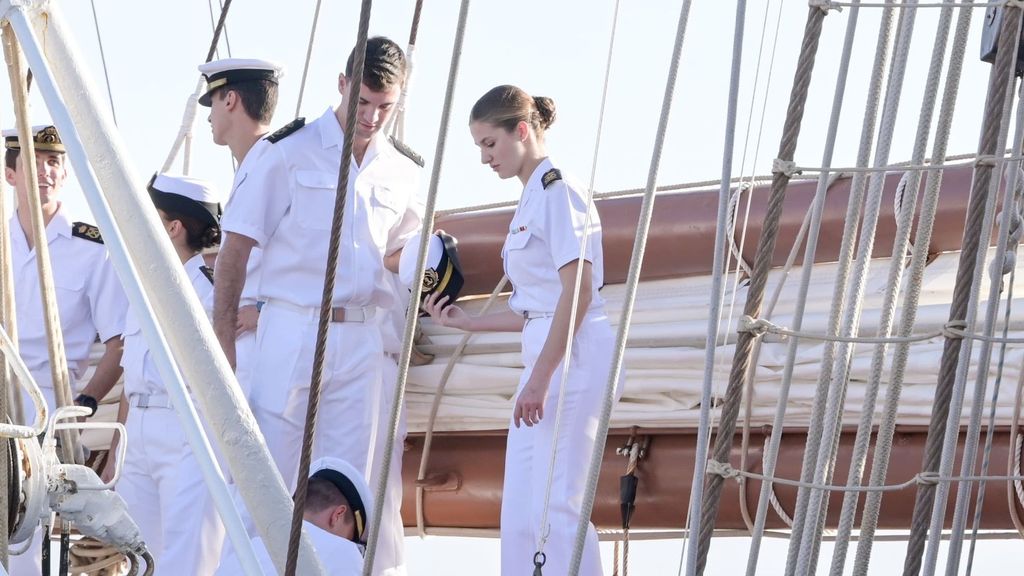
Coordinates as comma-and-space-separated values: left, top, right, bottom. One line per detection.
934, 74, 1024, 576
829, 5, 960, 572
294, 0, 323, 119
917, 14, 1024, 573
741, 316, 1024, 344
796, 4, 922, 572
536, 0, 621, 566
1015, 432, 1024, 508
964, 196, 1021, 575
744, 4, 865, 573
362, 1, 472, 573
707, 459, 1024, 491
852, 5, 975, 574
819, 0, 1008, 6
762, 436, 794, 528
783, 3, 896, 572
680, 0, 745, 574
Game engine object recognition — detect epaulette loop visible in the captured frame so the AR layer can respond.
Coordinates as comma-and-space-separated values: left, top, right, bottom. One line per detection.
71, 222, 104, 244
200, 265, 215, 284
541, 168, 562, 189
388, 135, 425, 167
266, 117, 305, 143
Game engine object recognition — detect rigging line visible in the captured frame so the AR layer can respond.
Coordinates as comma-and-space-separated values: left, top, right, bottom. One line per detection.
822, 0, 1008, 6
1009, 366, 1024, 539
798, 4, 923, 559
286, 0, 374, 573
733, 0, 786, 541
89, 0, 117, 126
414, 276, 509, 537
690, 4, 823, 575
905, 6, 1023, 575
742, 317, 1024, 345
782, 4, 896, 571
363, 1, 473, 573
965, 203, 1021, 574
218, 0, 233, 57
538, 0, 622, 563
829, 2, 960, 571
206, 0, 220, 60
706, 461, 1024, 491
743, 3, 864, 573
852, 5, 976, 574
935, 85, 1024, 576
295, 0, 324, 119
683, 1, 751, 575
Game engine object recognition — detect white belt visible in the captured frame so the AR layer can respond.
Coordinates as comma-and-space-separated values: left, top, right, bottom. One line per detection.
264, 298, 375, 323
129, 393, 173, 409
522, 311, 555, 320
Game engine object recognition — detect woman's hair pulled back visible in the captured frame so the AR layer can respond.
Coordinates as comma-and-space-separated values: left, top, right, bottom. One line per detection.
470, 85, 556, 136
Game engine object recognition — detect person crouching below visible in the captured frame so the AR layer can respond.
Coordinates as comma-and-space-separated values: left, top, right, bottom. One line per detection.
216, 456, 373, 575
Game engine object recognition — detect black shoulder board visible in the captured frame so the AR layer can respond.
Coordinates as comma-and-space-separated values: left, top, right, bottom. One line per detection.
388, 135, 424, 167
541, 168, 562, 189
72, 222, 104, 244
266, 117, 305, 144
200, 265, 215, 284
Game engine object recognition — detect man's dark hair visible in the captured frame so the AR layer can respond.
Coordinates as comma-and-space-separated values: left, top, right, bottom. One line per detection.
161, 210, 221, 252
303, 476, 351, 518
345, 36, 406, 92
214, 79, 279, 125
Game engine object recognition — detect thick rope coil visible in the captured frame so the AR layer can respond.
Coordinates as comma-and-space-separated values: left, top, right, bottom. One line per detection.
68, 537, 128, 576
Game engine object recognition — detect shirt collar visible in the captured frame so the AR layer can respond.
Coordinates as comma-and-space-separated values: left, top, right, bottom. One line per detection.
319, 106, 383, 167
11, 202, 72, 247
524, 157, 554, 193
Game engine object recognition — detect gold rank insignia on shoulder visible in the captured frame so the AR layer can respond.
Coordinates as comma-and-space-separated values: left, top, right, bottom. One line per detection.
200, 265, 215, 284
541, 168, 562, 189
266, 117, 305, 143
388, 135, 425, 167
71, 222, 104, 244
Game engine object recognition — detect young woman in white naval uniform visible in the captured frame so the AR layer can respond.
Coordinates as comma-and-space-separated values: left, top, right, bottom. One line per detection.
423, 85, 619, 575
106, 174, 226, 575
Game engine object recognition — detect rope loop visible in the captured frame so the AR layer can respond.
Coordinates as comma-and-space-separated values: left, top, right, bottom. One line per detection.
772, 158, 802, 177
739, 315, 782, 339
942, 319, 968, 339
916, 472, 941, 486
706, 459, 742, 480
808, 0, 842, 13
1006, 0, 1024, 9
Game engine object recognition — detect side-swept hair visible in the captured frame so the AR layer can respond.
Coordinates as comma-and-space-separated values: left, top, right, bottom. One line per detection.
345, 36, 406, 92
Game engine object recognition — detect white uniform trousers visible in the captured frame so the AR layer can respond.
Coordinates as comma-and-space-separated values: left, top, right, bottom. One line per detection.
234, 330, 258, 402
116, 397, 225, 576
249, 301, 384, 488
501, 313, 619, 576
371, 355, 407, 576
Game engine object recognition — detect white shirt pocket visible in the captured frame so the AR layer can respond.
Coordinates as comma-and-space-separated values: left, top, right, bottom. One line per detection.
294, 170, 338, 231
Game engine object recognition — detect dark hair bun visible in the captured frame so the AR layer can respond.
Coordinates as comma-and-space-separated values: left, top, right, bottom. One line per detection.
533, 96, 556, 130
200, 225, 222, 250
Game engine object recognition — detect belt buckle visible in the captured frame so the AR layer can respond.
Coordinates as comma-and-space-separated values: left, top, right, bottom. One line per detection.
331, 308, 346, 323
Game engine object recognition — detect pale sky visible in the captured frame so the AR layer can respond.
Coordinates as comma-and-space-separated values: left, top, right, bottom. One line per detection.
2, 0, 1021, 574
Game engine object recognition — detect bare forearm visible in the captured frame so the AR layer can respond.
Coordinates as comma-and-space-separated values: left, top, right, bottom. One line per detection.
79, 338, 123, 401
465, 309, 526, 332
213, 234, 254, 367
533, 263, 592, 377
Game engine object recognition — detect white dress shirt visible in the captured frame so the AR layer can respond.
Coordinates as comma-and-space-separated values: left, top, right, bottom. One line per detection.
501, 158, 605, 315
222, 107, 422, 310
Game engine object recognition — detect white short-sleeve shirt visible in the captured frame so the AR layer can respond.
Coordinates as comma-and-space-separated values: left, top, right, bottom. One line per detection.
215, 520, 363, 576
121, 254, 213, 397
502, 158, 604, 315
221, 107, 423, 309
223, 137, 272, 308
11, 205, 127, 382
